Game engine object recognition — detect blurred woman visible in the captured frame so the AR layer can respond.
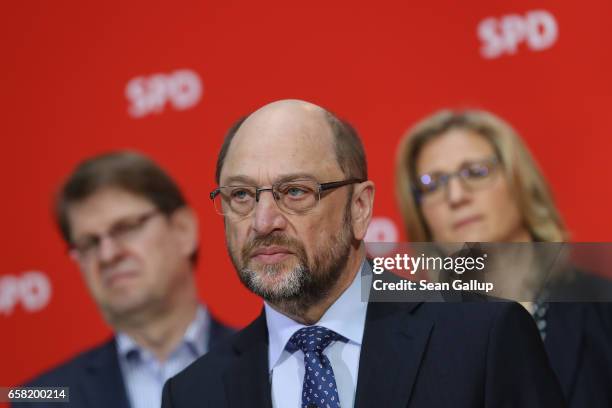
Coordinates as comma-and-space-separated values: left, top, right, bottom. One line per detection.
395, 109, 612, 408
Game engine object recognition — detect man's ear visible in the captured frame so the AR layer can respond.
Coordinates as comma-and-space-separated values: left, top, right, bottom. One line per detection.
170, 207, 199, 259
351, 180, 375, 241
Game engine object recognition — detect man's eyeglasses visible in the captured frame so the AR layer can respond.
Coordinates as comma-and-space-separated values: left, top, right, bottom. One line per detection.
210, 178, 365, 218
414, 157, 500, 204
69, 209, 161, 262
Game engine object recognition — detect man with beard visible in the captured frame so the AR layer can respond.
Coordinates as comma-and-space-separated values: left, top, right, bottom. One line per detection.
161, 100, 565, 407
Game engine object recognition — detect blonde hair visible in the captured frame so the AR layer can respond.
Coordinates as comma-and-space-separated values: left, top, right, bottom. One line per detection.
395, 109, 568, 242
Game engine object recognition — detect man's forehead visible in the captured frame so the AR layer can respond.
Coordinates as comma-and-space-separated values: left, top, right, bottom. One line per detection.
220, 101, 342, 184
238, 99, 333, 144
68, 188, 154, 234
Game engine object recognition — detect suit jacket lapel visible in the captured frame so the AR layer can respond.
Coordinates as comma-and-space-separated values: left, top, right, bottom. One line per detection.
223, 312, 273, 408
208, 314, 235, 350
355, 301, 432, 408
544, 302, 585, 399
81, 339, 131, 408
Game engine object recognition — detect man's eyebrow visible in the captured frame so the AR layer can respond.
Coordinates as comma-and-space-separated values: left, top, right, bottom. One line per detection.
222, 175, 257, 186
275, 173, 318, 183
222, 173, 319, 186
71, 210, 157, 241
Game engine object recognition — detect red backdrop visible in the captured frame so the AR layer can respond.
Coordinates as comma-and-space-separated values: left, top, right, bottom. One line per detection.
2, 0, 612, 389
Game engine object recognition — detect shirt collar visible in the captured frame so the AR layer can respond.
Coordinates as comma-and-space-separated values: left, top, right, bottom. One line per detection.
265, 259, 369, 373
116, 304, 209, 362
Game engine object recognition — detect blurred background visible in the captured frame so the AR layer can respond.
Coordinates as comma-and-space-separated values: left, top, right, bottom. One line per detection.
2, 0, 611, 388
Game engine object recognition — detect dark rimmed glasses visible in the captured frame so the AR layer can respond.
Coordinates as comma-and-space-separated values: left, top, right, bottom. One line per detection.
69, 209, 161, 262
210, 178, 365, 218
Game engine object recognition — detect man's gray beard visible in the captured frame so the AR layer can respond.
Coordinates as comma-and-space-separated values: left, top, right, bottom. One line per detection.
239, 262, 307, 301
229, 204, 354, 314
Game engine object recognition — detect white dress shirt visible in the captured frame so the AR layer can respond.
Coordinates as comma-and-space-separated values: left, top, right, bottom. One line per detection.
265, 260, 369, 408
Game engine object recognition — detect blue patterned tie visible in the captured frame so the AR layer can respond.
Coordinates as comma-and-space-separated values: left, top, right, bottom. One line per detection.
286, 326, 345, 408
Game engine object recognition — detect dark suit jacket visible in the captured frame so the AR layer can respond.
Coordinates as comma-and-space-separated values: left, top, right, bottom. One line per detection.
14, 315, 234, 408
545, 302, 612, 407
416, 257, 612, 407
162, 300, 566, 407
541, 271, 612, 407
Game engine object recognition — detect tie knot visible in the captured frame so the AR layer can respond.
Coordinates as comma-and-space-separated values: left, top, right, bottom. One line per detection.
287, 326, 344, 354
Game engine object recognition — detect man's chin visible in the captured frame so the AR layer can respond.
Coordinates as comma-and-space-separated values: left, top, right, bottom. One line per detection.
241, 263, 304, 299
100, 293, 153, 321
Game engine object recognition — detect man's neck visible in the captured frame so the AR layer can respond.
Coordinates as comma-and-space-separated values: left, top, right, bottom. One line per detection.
113, 282, 199, 362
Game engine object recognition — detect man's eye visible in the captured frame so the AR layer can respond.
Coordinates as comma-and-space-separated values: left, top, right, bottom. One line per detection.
230, 189, 253, 201
113, 221, 139, 236
280, 184, 313, 198
287, 187, 306, 196
74, 238, 97, 253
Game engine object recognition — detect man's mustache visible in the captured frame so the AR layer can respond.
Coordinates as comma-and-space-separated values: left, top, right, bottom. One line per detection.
241, 234, 306, 262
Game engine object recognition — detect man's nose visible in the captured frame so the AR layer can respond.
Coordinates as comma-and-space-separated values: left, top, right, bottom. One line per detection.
446, 176, 470, 207
97, 235, 122, 264
252, 190, 287, 235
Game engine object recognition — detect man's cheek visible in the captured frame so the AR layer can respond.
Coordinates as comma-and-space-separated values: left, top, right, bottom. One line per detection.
225, 223, 239, 246
300, 241, 315, 266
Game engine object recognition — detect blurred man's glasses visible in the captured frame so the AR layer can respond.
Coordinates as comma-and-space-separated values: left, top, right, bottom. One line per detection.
69, 209, 161, 262
210, 178, 364, 218
414, 157, 499, 204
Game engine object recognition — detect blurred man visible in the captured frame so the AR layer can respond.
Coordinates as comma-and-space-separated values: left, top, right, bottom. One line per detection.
19, 152, 233, 408
162, 100, 565, 407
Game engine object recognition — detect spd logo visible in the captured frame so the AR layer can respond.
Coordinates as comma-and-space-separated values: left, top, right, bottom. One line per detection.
125, 69, 203, 118
0, 271, 52, 315
478, 10, 558, 59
